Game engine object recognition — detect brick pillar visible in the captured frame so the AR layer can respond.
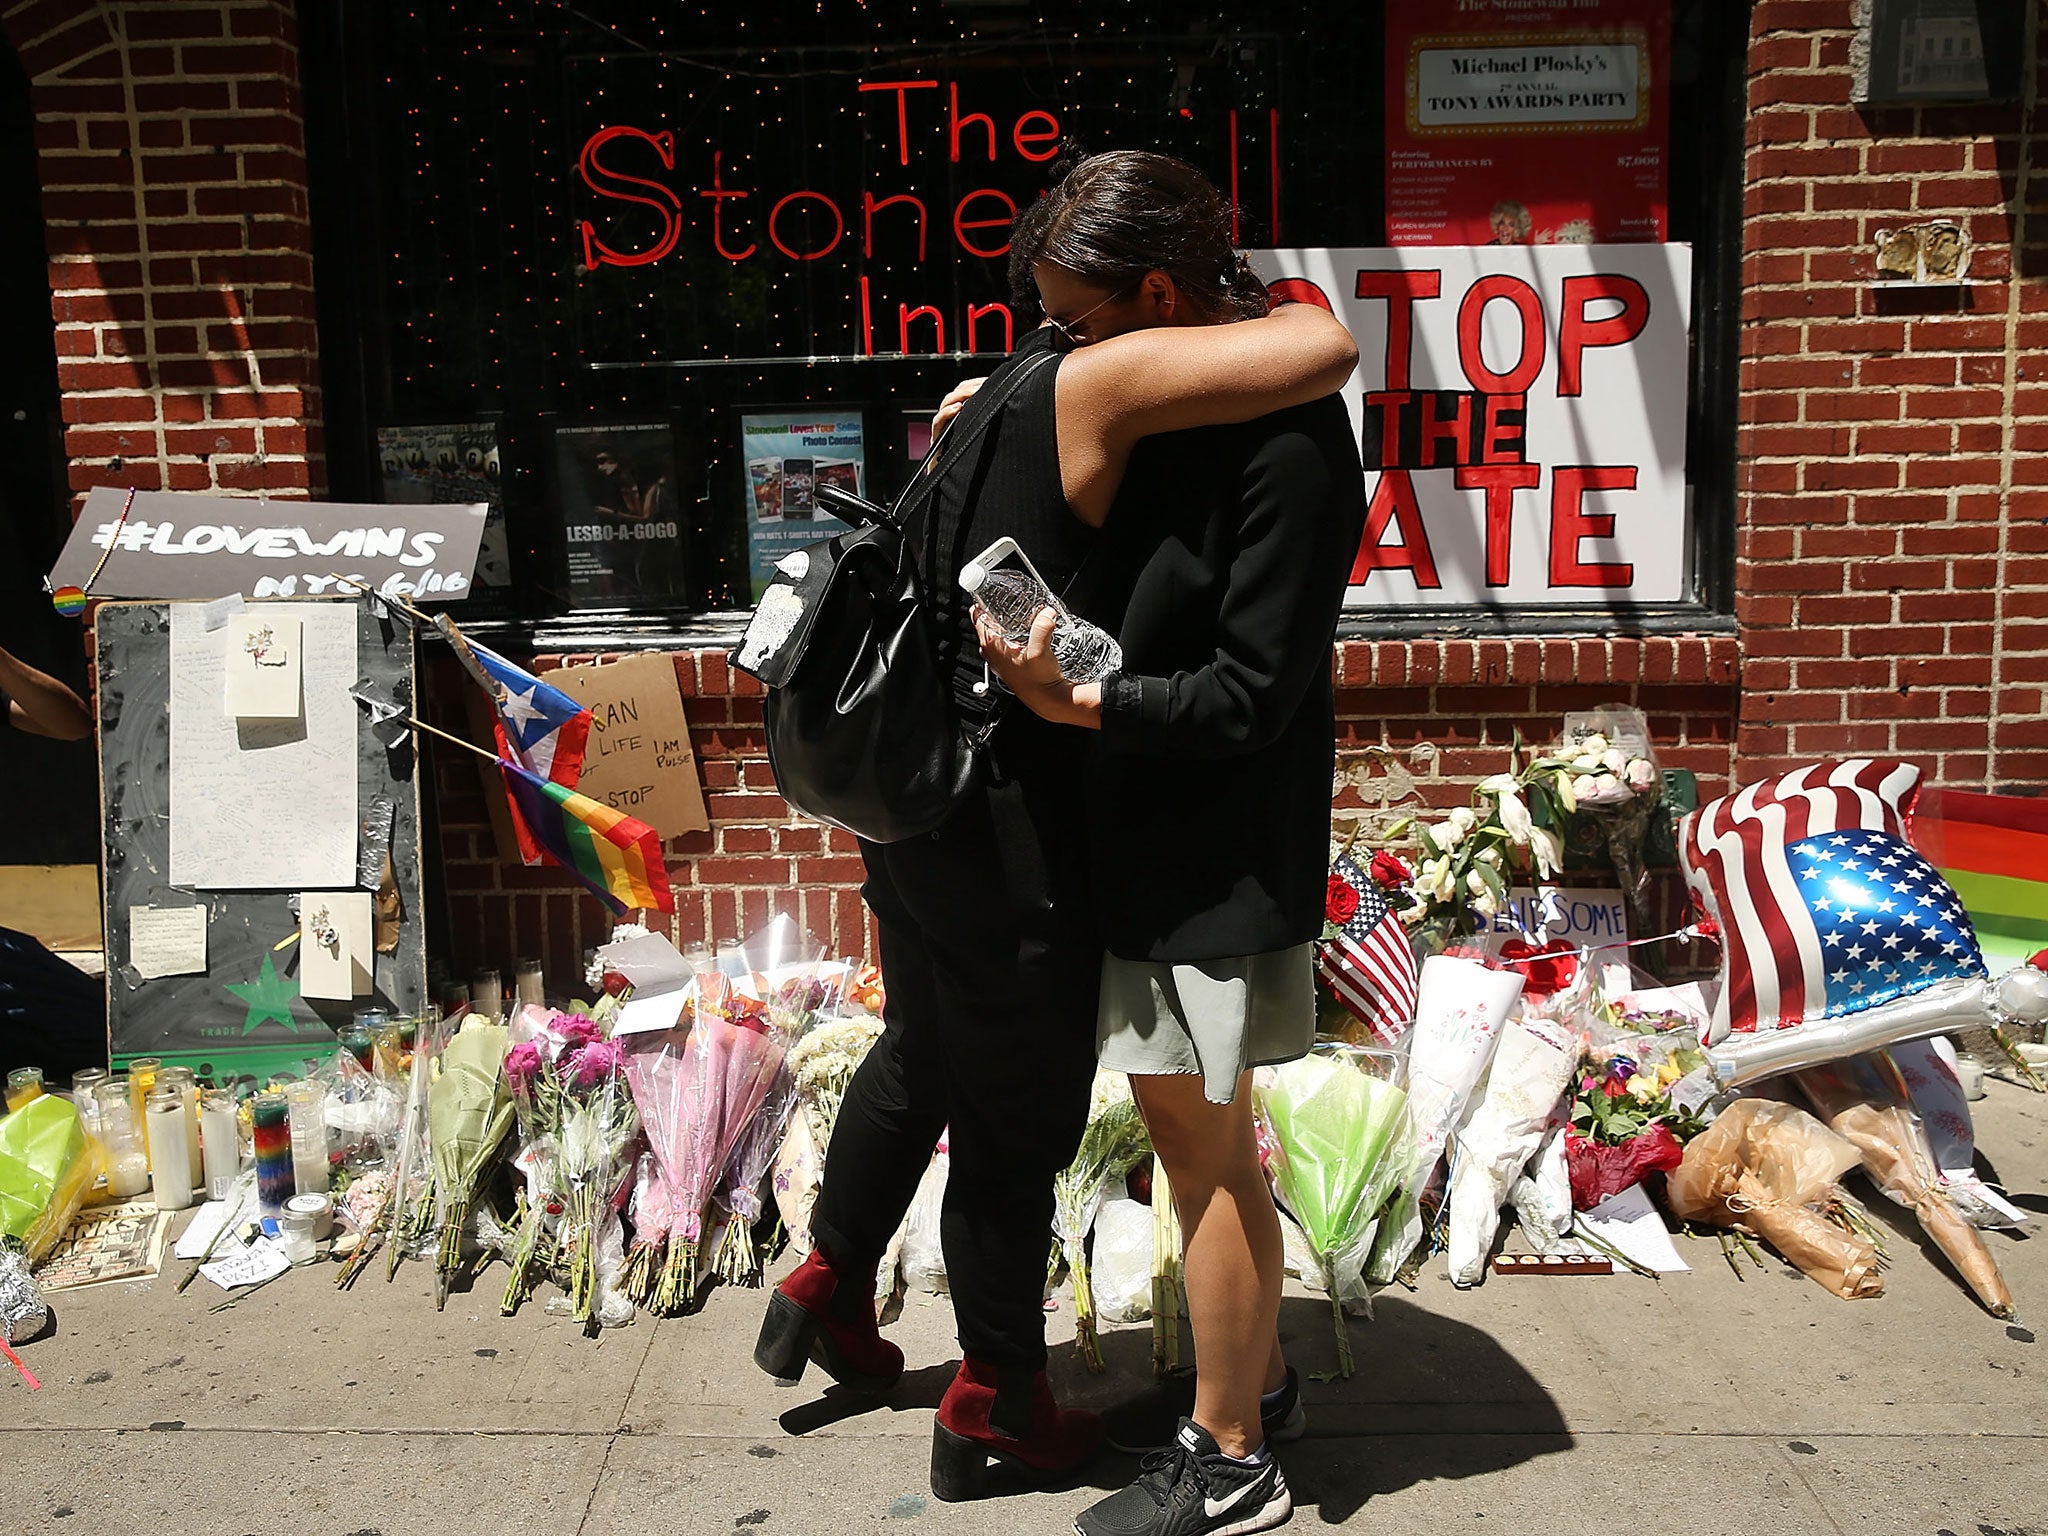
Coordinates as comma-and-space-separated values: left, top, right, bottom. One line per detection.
1738, 0, 2048, 789
3, 0, 323, 505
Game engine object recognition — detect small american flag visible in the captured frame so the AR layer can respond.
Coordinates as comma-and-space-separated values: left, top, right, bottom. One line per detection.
1317, 854, 1419, 1045
1681, 759, 1985, 1041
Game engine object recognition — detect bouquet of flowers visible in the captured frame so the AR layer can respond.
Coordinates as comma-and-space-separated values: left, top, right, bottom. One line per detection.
1051, 1071, 1154, 1372
554, 1037, 638, 1322
1794, 1054, 2015, 1317
1664, 1097, 1884, 1300
788, 1014, 885, 1156
621, 1149, 674, 1301
1565, 1029, 1708, 1211
1556, 727, 1663, 920
1444, 1014, 1580, 1286
1255, 1044, 1412, 1376
428, 1016, 515, 1310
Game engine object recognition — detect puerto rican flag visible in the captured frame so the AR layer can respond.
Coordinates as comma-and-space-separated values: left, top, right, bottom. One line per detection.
1681, 759, 1984, 1042
468, 641, 593, 865
1317, 854, 1420, 1046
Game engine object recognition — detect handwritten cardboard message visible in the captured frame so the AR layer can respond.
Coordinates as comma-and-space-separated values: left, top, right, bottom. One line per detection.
549, 653, 709, 842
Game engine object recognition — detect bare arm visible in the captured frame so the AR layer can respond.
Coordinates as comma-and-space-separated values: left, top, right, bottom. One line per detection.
0, 646, 93, 741
1056, 303, 1357, 524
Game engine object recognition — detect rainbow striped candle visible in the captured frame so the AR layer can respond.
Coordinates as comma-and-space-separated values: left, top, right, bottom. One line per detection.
251, 1091, 293, 1218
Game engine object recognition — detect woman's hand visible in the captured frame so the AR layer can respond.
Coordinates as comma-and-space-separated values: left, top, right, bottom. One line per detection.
972, 606, 1102, 730
932, 376, 987, 434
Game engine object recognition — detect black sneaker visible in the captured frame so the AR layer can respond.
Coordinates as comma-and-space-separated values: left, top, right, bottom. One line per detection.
1075, 1417, 1292, 1536
1101, 1368, 1306, 1455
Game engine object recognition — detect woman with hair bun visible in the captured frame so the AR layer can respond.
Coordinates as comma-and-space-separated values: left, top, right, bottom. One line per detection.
753, 146, 1358, 1530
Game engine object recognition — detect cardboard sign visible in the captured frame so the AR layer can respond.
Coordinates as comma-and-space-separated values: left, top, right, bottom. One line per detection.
549, 653, 709, 841
1489, 885, 1630, 948
48, 488, 487, 604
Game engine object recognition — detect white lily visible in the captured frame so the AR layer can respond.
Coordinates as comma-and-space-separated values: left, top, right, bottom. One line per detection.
1496, 788, 1534, 847
1472, 889, 1500, 920
1466, 869, 1488, 896
1529, 825, 1564, 879
1478, 773, 1521, 796
1422, 856, 1457, 902
1478, 845, 1504, 869
1433, 819, 1466, 852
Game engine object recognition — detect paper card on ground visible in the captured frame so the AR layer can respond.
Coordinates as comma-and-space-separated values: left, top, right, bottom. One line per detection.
1577, 1183, 1690, 1274
173, 1186, 258, 1261
222, 612, 302, 719
299, 890, 374, 999
201, 1233, 290, 1291
128, 905, 207, 979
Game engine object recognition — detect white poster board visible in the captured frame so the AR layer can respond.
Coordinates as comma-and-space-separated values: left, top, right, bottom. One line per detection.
1248, 244, 1692, 606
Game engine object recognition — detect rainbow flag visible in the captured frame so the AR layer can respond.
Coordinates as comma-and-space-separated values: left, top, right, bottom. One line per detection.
1912, 788, 2048, 972
498, 758, 674, 917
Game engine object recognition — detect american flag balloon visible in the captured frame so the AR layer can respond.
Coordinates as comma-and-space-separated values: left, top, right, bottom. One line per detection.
1317, 853, 1420, 1046
1681, 759, 1985, 1043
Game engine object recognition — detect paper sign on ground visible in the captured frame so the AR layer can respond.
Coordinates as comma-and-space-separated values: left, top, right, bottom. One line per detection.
222, 612, 302, 719
174, 1186, 258, 1261
300, 889, 374, 1000
201, 1234, 291, 1291
548, 652, 710, 841
128, 905, 208, 979
169, 601, 358, 889
34, 1201, 171, 1291
1577, 1182, 1690, 1273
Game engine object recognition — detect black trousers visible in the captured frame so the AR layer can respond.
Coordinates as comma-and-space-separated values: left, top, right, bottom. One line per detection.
809, 714, 1102, 1373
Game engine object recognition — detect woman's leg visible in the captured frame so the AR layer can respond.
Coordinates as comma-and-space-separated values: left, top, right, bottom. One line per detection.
1131, 1069, 1285, 1460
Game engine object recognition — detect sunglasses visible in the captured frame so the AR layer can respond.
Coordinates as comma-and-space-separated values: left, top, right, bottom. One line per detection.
1045, 284, 1137, 350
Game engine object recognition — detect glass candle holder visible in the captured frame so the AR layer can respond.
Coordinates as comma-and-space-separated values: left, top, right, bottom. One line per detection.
159, 1065, 202, 1177
514, 958, 545, 1009
250, 1091, 293, 1218
438, 980, 471, 1020
200, 1087, 243, 1200
94, 1081, 150, 1198
470, 969, 503, 1022
126, 1056, 163, 1167
283, 1080, 330, 1196
145, 1087, 195, 1212
5, 1067, 44, 1113
338, 1026, 375, 1075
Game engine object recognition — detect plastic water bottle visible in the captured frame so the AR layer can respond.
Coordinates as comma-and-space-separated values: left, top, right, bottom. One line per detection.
960, 560, 1122, 683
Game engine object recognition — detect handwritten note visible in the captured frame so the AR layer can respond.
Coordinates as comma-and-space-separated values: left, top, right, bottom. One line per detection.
200, 1233, 291, 1291
1577, 1183, 1690, 1274
551, 652, 709, 839
129, 905, 208, 979
169, 601, 358, 889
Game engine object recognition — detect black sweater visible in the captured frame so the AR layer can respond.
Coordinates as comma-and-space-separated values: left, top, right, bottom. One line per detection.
1082, 394, 1367, 962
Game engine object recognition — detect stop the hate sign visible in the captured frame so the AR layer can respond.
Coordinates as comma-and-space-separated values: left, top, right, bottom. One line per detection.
1249, 243, 1692, 607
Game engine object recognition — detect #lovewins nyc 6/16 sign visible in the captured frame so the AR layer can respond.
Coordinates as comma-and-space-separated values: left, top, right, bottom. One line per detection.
47, 488, 489, 604
1249, 244, 1692, 606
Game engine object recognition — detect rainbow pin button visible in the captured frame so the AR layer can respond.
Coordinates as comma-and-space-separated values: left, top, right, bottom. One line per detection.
50, 585, 87, 617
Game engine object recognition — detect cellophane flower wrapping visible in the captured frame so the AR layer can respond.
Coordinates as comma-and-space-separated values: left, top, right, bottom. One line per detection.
1445, 1016, 1579, 1286
900, 1140, 950, 1295
1368, 956, 1521, 1283
1886, 1037, 2027, 1229
556, 1044, 639, 1323
771, 1108, 823, 1255
1794, 1054, 2014, 1316
713, 929, 841, 1285
0, 1095, 99, 1265
622, 1149, 675, 1303
1051, 1071, 1153, 1371
1509, 1122, 1574, 1251
1664, 1097, 1883, 1300
498, 1011, 605, 1313
1255, 1044, 1412, 1376
788, 1015, 885, 1158
427, 1017, 514, 1306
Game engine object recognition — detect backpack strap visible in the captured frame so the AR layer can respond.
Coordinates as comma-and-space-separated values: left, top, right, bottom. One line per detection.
889, 349, 1058, 546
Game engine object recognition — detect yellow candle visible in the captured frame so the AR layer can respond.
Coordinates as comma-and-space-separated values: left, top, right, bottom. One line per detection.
5, 1067, 43, 1113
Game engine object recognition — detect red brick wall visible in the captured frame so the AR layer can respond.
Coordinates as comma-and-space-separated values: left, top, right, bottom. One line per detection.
1738, 0, 2048, 788
422, 638, 1740, 986
4, 0, 323, 505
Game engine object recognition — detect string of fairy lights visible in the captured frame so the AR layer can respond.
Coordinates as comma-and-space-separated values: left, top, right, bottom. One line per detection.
368, 0, 1355, 612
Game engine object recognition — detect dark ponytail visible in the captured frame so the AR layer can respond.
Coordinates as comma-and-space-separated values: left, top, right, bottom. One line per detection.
1006, 147, 1269, 324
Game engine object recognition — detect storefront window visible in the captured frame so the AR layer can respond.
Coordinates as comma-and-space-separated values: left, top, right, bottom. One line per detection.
302, 0, 1744, 641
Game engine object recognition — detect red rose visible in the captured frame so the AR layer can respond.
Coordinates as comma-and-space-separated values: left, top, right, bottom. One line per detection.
1326, 874, 1361, 925
1368, 850, 1413, 890
1497, 938, 1578, 999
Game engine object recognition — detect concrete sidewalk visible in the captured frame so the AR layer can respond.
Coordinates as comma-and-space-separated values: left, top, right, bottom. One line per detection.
7, 1083, 2048, 1536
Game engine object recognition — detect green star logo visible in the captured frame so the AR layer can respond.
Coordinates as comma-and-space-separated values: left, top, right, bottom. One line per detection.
225, 953, 302, 1035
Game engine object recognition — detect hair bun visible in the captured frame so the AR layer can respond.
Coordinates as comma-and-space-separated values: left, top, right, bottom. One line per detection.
1047, 135, 1091, 188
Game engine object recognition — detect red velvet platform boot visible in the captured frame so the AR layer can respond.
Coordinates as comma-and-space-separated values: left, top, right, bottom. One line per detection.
753, 1248, 904, 1394
929, 1356, 1105, 1502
